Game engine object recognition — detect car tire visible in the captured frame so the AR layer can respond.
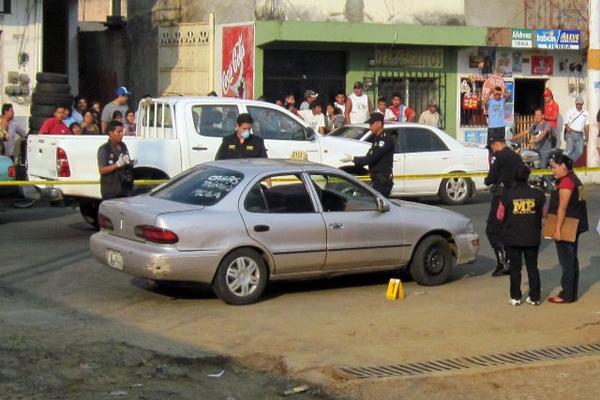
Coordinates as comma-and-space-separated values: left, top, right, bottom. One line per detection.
79, 201, 100, 230
34, 83, 71, 93
29, 116, 47, 130
36, 72, 68, 84
439, 176, 473, 205
212, 248, 268, 305
410, 235, 453, 286
30, 104, 57, 117
31, 92, 73, 106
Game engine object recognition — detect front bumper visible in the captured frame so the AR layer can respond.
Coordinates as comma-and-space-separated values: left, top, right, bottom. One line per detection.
90, 231, 224, 283
454, 233, 479, 264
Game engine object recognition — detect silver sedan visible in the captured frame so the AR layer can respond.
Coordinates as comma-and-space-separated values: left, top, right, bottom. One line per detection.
90, 159, 479, 305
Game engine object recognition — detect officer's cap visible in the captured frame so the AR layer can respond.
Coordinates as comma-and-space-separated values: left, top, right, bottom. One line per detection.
486, 129, 505, 149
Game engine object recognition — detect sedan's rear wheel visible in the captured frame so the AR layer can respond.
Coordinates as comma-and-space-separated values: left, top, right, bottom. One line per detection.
410, 235, 453, 286
439, 177, 473, 205
213, 249, 267, 305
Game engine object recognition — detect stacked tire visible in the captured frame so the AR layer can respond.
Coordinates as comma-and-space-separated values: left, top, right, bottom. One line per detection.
29, 73, 73, 135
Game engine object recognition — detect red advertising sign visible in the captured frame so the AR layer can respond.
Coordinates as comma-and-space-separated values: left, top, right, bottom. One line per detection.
531, 56, 553, 75
222, 24, 254, 99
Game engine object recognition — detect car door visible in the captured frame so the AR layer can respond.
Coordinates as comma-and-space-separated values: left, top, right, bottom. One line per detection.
244, 105, 321, 162
186, 103, 240, 167
398, 127, 452, 194
239, 173, 327, 274
306, 172, 406, 271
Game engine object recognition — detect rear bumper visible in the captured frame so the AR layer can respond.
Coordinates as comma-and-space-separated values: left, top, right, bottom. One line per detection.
454, 233, 479, 264
90, 231, 223, 283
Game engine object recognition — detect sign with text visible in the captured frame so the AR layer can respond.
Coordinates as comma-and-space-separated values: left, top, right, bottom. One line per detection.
512, 29, 532, 48
531, 56, 554, 75
222, 24, 254, 99
536, 29, 580, 50
374, 48, 444, 68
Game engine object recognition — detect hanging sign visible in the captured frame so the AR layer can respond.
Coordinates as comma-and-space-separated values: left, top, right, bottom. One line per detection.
512, 29, 533, 48
536, 29, 580, 50
222, 24, 254, 99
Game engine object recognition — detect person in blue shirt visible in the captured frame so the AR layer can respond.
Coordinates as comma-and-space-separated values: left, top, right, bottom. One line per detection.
483, 86, 510, 154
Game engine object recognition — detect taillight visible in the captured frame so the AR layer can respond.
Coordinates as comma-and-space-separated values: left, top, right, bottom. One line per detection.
56, 147, 71, 177
7, 165, 15, 178
98, 213, 114, 230
135, 225, 179, 244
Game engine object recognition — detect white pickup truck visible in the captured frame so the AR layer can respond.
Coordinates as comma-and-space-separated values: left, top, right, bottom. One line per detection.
26, 97, 371, 226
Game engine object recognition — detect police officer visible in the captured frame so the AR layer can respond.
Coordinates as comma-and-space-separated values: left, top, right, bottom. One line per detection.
215, 113, 267, 160
484, 128, 523, 276
341, 112, 395, 197
97, 120, 134, 200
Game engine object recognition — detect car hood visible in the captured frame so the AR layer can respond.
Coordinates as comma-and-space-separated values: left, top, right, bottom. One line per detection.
390, 199, 472, 232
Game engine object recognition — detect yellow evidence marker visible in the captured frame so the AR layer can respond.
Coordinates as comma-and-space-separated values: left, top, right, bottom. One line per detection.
385, 278, 405, 300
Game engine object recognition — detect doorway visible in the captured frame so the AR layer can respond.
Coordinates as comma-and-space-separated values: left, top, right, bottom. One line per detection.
514, 78, 546, 134
42, 0, 68, 73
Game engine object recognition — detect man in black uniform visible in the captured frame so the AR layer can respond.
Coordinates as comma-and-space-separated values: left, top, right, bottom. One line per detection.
97, 120, 134, 200
484, 128, 523, 276
215, 113, 267, 160
341, 112, 395, 197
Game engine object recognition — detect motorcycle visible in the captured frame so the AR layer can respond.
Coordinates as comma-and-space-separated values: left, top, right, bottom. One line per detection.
509, 140, 553, 193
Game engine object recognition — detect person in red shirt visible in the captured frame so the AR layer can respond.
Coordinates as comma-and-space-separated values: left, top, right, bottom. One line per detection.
39, 106, 70, 135
386, 93, 416, 122
543, 88, 559, 146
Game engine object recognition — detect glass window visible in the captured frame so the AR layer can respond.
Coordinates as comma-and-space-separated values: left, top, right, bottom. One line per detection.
192, 105, 239, 137
246, 106, 306, 141
329, 126, 369, 140
400, 128, 448, 153
308, 173, 378, 212
244, 174, 314, 213
151, 166, 243, 206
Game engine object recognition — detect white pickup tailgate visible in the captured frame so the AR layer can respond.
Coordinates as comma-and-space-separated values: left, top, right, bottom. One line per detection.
27, 135, 59, 179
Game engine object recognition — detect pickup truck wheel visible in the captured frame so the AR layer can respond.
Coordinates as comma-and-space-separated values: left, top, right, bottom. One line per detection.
79, 202, 100, 230
36, 72, 68, 84
212, 249, 268, 305
439, 177, 473, 205
410, 235, 453, 286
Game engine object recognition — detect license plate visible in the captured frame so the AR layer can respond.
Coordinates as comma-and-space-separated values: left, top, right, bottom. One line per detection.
106, 249, 124, 270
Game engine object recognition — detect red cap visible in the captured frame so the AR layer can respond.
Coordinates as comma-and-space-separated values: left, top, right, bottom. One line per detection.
543, 88, 553, 97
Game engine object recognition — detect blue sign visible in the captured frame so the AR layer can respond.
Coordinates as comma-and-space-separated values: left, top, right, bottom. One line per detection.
536, 29, 580, 50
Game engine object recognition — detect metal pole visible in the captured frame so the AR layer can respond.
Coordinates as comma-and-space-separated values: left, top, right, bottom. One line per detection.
111, 0, 121, 17
209, 12, 215, 92
587, 0, 600, 167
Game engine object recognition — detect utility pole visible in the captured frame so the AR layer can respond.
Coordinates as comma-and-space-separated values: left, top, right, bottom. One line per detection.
587, 0, 600, 167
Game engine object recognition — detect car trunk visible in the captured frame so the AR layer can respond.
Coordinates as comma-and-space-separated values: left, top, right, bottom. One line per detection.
27, 136, 59, 179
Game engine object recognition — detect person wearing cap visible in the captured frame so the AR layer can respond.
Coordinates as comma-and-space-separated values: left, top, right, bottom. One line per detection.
418, 99, 441, 128
563, 96, 589, 162
101, 86, 132, 134
386, 93, 416, 123
483, 86, 510, 153
299, 90, 318, 111
543, 88, 560, 146
299, 101, 326, 134
546, 149, 588, 304
215, 113, 267, 160
345, 81, 373, 124
340, 113, 394, 197
484, 129, 524, 277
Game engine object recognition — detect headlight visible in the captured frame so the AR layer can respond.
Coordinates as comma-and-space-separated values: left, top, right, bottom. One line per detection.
465, 221, 475, 233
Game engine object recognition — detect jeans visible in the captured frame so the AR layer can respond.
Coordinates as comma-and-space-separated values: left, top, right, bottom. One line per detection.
555, 236, 580, 302
506, 245, 541, 301
565, 131, 584, 162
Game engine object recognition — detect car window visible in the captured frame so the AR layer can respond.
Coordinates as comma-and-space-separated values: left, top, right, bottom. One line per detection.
308, 173, 378, 212
192, 105, 239, 137
400, 127, 449, 153
246, 106, 306, 141
244, 174, 315, 213
151, 166, 243, 206
329, 126, 369, 140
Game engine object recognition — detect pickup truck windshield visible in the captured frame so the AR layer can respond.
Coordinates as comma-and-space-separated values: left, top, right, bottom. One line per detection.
151, 167, 244, 206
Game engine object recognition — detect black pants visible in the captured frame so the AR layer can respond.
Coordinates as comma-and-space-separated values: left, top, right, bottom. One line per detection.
506, 245, 541, 301
486, 196, 505, 266
555, 235, 580, 302
370, 173, 393, 198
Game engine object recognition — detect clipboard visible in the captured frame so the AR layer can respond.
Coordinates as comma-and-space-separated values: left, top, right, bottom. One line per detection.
543, 214, 579, 242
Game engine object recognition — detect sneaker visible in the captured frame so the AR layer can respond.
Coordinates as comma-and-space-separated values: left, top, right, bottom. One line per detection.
509, 298, 521, 306
526, 297, 540, 306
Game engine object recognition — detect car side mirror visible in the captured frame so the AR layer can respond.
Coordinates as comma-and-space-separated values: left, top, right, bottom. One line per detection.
304, 127, 316, 141
376, 197, 390, 212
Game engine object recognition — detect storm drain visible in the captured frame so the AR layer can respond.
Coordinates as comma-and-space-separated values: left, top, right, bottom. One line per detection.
337, 343, 600, 379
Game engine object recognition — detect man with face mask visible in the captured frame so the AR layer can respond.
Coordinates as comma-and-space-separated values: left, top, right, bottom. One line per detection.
215, 113, 267, 160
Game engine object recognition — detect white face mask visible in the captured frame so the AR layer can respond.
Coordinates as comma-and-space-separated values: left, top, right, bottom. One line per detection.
240, 129, 251, 139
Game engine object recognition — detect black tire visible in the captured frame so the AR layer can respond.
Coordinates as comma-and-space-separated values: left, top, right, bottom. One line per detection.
29, 116, 47, 130
28, 129, 39, 136
410, 235, 453, 286
79, 201, 100, 230
35, 83, 71, 93
30, 104, 56, 117
31, 92, 73, 106
212, 248, 268, 305
36, 72, 68, 84
438, 176, 473, 205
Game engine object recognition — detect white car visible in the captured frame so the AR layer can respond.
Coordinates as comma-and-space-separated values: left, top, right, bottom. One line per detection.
330, 123, 489, 204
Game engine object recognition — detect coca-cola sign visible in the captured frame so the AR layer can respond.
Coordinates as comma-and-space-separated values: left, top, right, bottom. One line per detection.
222, 24, 254, 99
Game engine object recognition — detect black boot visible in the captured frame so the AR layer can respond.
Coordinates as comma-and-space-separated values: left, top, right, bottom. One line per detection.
491, 263, 506, 277
491, 248, 509, 277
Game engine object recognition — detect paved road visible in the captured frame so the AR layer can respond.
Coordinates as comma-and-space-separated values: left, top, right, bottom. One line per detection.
2, 189, 600, 399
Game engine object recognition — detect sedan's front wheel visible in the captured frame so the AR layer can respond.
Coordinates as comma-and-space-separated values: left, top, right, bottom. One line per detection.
439, 177, 473, 205
213, 249, 268, 305
410, 235, 453, 286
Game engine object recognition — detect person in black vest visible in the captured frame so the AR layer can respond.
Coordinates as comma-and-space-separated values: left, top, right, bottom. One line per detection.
547, 149, 589, 304
484, 128, 524, 276
215, 113, 267, 160
97, 120, 135, 200
497, 165, 545, 306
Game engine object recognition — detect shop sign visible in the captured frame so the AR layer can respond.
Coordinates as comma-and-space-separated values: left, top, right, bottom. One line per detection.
374, 48, 444, 69
535, 29, 580, 50
222, 24, 254, 99
531, 56, 553, 75
511, 29, 532, 48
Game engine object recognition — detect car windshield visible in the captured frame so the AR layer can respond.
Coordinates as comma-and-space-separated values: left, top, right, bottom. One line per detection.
151, 166, 244, 206
329, 126, 369, 140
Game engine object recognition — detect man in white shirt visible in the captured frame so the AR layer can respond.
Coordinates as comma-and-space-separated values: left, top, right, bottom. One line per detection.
375, 97, 396, 121
299, 102, 326, 134
334, 91, 346, 113
418, 99, 441, 128
299, 90, 318, 111
564, 96, 589, 162
345, 81, 372, 124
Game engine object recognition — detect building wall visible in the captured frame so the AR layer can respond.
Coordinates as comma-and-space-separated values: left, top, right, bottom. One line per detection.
79, 0, 127, 22
465, 0, 523, 28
